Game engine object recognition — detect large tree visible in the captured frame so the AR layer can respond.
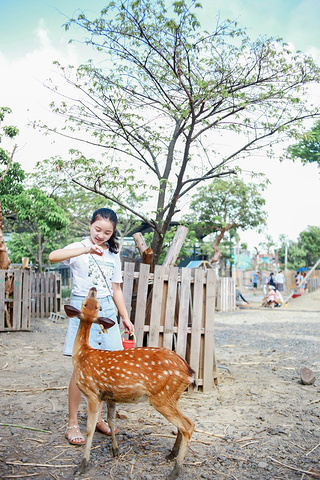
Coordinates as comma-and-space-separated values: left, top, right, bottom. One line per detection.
39, 0, 320, 264
185, 178, 267, 261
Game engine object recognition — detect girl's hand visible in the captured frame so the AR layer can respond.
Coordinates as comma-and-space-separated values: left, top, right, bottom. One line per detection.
88, 244, 104, 256
122, 318, 134, 335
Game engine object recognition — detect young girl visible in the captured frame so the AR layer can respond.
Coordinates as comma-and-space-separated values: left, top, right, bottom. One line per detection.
49, 208, 134, 445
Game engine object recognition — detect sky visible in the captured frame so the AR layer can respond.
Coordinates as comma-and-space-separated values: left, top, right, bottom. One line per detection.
1, 0, 320, 252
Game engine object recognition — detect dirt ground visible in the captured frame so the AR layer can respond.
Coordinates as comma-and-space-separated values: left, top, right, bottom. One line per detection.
0, 287, 319, 480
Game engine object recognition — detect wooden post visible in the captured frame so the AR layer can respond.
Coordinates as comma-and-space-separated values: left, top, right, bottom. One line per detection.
22, 257, 29, 269
133, 232, 154, 270
162, 226, 189, 267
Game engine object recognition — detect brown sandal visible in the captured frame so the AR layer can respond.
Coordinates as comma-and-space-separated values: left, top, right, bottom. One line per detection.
65, 425, 86, 445
96, 419, 118, 435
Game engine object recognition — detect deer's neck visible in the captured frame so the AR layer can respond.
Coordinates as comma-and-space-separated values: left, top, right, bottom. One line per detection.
73, 319, 92, 358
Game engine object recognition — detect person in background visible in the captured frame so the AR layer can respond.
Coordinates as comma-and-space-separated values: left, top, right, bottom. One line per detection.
251, 271, 259, 295
268, 272, 277, 289
236, 286, 249, 307
299, 271, 307, 295
275, 270, 285, 292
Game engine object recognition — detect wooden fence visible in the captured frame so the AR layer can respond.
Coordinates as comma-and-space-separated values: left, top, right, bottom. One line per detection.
307, 277, 320, 293
31, 272, 62, 318
120, 263, 219, 391
0, 265, 235, 391
0, 270, 61, 332
216, 277, 236, 311
0, 270, 32, 331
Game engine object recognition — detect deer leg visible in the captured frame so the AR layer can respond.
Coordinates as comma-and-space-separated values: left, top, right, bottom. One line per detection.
166, 430, 182, 460
150, 399, 194, 480
107, 400, 118, 457
78, 397, 99, 474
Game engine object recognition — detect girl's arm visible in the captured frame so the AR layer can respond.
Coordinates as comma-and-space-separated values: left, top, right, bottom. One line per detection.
112, 283, 134, 334
49, 244, 104, 263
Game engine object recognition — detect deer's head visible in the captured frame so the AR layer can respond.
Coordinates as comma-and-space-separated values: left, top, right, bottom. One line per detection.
64, 287, 115, 331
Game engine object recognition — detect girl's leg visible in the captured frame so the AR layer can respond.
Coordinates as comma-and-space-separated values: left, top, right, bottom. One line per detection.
68, 370, 82, 425
96, 401, 118, 435
65, 371, 85, 444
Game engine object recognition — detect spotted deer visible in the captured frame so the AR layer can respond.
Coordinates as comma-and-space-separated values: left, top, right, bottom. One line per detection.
64, 287, 195, 480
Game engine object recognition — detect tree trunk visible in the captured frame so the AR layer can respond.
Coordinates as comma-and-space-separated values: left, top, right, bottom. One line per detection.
0, 200, 10, 270
151, 228, 165, 266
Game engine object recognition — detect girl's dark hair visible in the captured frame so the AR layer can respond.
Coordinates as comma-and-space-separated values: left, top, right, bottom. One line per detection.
91, 208, 119, 254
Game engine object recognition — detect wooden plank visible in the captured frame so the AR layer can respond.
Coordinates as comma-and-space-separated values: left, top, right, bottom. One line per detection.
162, 226, 189, 267
122, 262, 135, 318
40, 272, 45, 317
27, 271, 32, 328
134, 263, 150, 347
44, 272, 49, 316
163, 267, 179, 350
34, 273, 40, 317
0, 270, 5, 330
189, 268, 204, 381
12, 270, 22, 329
149, 265, 166, 347
21, 271, 31, 330
56, 274, 61, 313
48, 273, 53, 314
31, 272, 35, 316
203, 269, 218, 391
176, 268, 191, 359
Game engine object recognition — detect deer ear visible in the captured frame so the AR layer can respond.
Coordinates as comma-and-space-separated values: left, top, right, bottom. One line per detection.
98, 317, 115, 329
64, 305, 81, 318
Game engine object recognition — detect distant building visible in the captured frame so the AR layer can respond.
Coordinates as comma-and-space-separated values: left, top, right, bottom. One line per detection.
228, 247, 252, 270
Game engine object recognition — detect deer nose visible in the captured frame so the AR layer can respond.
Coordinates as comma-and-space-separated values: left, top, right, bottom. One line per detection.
89, 287, 97, 298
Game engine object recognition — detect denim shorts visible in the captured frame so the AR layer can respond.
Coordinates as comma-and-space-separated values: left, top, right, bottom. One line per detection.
63, 294, 123, 356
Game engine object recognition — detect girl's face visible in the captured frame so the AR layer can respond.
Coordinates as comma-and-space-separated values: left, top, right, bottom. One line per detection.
89, 217, 115, 246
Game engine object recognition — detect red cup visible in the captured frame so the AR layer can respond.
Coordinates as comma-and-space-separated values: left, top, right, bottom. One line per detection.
121, 331, 136, 349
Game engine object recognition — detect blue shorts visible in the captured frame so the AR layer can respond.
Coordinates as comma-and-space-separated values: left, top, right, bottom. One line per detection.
63, 294, 123, 356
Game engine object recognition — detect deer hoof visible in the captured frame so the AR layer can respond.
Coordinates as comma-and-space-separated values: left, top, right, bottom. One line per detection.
78, 458, 89, 474
166, 460, 181, 480
112, 447, 119, 457
166, 450, 178, 461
